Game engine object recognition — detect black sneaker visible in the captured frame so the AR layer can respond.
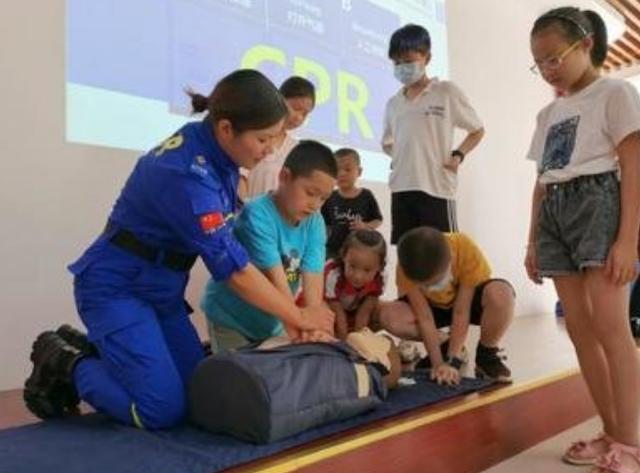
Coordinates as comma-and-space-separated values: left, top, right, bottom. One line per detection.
414, 341, 469, 370
23, 331, 84, 419
475, 344, 512, 383
56, 324, 99, 357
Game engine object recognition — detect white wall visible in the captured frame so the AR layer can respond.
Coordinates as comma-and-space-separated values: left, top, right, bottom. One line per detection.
446, 0, 558, 314
1, 2, 140, 391
0, 0, 559, 390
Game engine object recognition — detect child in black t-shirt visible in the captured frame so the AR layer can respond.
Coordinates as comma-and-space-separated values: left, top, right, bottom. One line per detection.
321, 148, 383, 259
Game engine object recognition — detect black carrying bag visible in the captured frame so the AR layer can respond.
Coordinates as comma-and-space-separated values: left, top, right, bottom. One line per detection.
189, 341, 387, 444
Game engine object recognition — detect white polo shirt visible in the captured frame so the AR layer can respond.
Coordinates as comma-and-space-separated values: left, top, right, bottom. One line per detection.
245, 132, 298, 199
381, 79, 483, 199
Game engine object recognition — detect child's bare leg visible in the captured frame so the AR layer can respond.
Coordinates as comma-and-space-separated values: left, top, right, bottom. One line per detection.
378, 301, 421, 341
554, 275, 616, 438
584, 268, 640, 447
478, 281, 515, 346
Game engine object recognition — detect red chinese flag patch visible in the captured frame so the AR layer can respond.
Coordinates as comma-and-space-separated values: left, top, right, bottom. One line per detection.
199, 212, 225, 233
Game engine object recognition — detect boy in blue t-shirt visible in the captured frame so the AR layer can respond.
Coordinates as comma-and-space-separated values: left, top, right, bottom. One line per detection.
201, 140, 337, 347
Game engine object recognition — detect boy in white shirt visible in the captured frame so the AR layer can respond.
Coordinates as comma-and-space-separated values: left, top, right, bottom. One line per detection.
382, 24, 485, 243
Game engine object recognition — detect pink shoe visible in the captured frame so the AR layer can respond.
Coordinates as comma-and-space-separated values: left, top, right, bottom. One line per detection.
591, 442, 640, 473
563, 433, 612, 466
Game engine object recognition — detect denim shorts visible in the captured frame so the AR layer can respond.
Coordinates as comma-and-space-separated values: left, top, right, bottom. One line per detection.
536, 171, 620, 277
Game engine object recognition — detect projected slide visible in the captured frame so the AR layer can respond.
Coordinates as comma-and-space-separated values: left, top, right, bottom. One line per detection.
66, 0, 448, 181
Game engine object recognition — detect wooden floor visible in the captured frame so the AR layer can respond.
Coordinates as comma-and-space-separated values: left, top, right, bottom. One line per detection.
0, 314, 591, 473
484, 417, 601, 473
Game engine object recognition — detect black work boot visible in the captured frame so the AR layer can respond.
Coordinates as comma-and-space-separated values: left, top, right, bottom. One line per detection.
475, 343, 512, 383
23, 331, 85, 419
56, 324, 99, 357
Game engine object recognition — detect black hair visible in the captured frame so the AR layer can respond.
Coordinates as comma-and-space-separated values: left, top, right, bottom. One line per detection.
388, 24, 431, 59
531, 7, 608, 67
339, 229, 387, 271
334, 147, 361, 166
186, 69, 288, 133
280, 76, 316, 106
283, 140, 338, 179
397, 226, 449, 282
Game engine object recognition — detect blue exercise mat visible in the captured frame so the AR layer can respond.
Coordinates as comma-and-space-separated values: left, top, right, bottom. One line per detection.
0, 374, 492, 473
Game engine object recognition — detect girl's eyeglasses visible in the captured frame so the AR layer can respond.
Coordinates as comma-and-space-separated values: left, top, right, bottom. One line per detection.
530, 40, 582, 75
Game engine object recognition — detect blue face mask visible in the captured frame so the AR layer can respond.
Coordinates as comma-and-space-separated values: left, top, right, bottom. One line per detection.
394, 62, 425, 85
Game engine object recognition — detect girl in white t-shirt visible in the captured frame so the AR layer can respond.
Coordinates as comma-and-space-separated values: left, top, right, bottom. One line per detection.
525, 8, 640, 472
239, 76, 316, 200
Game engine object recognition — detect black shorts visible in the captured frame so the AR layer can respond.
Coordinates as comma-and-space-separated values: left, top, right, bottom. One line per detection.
398, 279, 514, 328
391, 191, 458, 244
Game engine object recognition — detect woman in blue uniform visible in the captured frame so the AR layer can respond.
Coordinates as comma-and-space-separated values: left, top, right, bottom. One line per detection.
23, 69, 335, 429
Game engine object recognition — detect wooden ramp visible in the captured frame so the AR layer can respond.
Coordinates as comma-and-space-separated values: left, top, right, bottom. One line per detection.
230, 369, 593, 473
230, 314, 588, 473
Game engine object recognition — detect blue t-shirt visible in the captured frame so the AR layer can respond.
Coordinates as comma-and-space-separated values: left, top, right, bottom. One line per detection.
201, 193, 326, 340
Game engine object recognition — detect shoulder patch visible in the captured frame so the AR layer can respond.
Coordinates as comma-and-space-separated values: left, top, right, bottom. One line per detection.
200, 212, 225, 234
154, 133, 184, 157
200, 211, 234, 234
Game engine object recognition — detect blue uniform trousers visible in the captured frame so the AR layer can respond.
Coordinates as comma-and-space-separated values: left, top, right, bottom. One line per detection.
72, 246, 204, 429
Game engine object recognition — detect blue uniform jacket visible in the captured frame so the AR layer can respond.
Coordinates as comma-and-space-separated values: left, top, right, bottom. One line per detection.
68, 119, 249, 336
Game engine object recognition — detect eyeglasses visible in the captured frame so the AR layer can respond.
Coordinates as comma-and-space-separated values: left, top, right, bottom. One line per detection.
529, 40, 582, 75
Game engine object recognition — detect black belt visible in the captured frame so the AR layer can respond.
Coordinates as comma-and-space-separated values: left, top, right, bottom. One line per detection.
105, 223, 197, 272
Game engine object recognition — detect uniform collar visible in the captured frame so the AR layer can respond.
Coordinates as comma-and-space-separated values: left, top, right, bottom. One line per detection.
197, 117, 238, 174
396, 76, 439, 100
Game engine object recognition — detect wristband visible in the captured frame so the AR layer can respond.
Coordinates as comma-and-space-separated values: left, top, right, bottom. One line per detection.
447, 356, 464, 370
451, 149, 465, 162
